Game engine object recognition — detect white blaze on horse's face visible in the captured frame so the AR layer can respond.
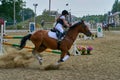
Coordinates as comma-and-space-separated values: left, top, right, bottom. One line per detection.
84, 23, 90, 31
82, 22, 92, 36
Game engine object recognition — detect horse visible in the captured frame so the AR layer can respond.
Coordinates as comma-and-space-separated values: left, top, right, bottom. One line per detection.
102, 23, 115, 31
19, 20, 92, 65
102, 24, 109, 31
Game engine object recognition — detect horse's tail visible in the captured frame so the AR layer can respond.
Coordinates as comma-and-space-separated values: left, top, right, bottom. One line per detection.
19, 34, 32, 50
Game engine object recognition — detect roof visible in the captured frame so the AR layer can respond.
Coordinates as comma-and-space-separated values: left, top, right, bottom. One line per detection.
110, 12, 120, 17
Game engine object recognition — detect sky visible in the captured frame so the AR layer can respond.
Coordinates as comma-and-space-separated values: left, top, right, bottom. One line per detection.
23, 0, 115, 17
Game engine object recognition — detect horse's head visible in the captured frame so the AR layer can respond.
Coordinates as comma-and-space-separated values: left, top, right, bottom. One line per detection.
78, 20, 92, 36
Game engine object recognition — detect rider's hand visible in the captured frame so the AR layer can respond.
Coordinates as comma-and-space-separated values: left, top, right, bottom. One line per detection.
69, 23, 72, 27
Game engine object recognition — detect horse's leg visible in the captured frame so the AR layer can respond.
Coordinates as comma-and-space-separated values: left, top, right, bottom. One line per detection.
31, 34, 47, 64
32, 49, 42, 65
105, 27, 106, 31
61, 51, 70, 61
32, 46, 46, 65
56, 51, 70, 65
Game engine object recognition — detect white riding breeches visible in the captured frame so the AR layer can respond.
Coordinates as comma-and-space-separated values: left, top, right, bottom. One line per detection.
55, 23, 64, 33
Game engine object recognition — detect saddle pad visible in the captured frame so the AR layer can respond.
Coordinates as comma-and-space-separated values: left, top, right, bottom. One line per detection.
48, 31, 64, 40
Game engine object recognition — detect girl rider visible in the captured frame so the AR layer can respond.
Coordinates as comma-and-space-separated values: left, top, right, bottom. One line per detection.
55, 10, 70, 41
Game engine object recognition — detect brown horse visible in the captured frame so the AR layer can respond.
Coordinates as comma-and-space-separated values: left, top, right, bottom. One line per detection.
19, 21, 92, 65
102, 24, 109, 31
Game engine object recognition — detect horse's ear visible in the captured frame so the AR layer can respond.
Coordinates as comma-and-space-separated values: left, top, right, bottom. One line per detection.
81, 20, 84, 23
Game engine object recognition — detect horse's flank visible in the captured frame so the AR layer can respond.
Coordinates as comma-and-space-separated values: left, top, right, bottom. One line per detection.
31, 30, 58, 49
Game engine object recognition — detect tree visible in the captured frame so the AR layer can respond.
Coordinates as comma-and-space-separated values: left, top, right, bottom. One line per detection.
0, 0, 23, 22
118, 2, 120, 11
0, 0, 35, 27
111, 0, 119, 13
23, 8, 35, 20
81, 15, 105, 23
42, 9, 49, 16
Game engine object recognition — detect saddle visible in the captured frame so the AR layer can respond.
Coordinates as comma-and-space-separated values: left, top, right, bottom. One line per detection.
50, 28, 57, 32
50, 28, 66, 49
50, 28, 66, 41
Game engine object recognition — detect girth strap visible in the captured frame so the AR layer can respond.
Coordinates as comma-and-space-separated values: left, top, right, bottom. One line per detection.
57, 41, 61, 49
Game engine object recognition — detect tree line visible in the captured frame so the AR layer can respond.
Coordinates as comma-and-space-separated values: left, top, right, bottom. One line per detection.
111, 0, 120, 13
81, 0, 120, 23
0, 0, 120, 26
0, 0, 34, 25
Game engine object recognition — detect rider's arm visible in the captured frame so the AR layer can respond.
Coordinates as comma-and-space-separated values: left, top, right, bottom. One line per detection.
62, 18, 70, 27
60, 16, 70, 27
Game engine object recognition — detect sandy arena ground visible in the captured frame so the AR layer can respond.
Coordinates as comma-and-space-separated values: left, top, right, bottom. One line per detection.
0, 31, 120, 80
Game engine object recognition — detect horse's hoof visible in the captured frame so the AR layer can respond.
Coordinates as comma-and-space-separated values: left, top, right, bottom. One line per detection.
39, 60, 43, 65
39, 61, 42, 65
55, 62, 60, 65
58, 59, 64, 63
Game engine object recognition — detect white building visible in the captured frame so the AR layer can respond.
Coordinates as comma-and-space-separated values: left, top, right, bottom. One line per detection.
109, 12, 120, 26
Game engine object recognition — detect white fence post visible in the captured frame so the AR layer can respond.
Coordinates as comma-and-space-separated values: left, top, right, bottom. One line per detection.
97, 25, 103, 37
0, 25, 3, 54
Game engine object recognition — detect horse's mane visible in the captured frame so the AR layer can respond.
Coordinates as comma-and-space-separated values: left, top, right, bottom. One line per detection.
69, 21, 82, 30
64, 22, 82, 35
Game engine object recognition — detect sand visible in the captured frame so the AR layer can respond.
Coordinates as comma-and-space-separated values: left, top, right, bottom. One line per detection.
0, 31, 120, 80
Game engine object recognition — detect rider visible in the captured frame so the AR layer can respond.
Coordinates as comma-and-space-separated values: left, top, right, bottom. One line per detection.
54, 10, 70, 41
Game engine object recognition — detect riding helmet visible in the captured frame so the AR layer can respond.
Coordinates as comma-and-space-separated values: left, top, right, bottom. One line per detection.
62, 10, 69, 15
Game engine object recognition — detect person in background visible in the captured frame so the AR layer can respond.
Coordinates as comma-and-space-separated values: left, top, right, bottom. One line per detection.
40, 20, 45, 28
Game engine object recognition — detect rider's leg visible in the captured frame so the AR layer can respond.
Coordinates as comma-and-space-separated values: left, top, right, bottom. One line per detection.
55, 24, 64, 33
55, 24, 64, 41
57, 32, 63, 41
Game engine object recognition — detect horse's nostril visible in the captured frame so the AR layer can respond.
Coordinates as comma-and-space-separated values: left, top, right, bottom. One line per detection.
87, 32, 92, 36
90, 32, 92, 35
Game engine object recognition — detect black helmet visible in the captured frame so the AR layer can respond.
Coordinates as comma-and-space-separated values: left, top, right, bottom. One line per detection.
62, 10, 69, 15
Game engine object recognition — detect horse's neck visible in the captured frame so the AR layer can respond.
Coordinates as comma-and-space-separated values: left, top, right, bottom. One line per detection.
65, 28, 79, 44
